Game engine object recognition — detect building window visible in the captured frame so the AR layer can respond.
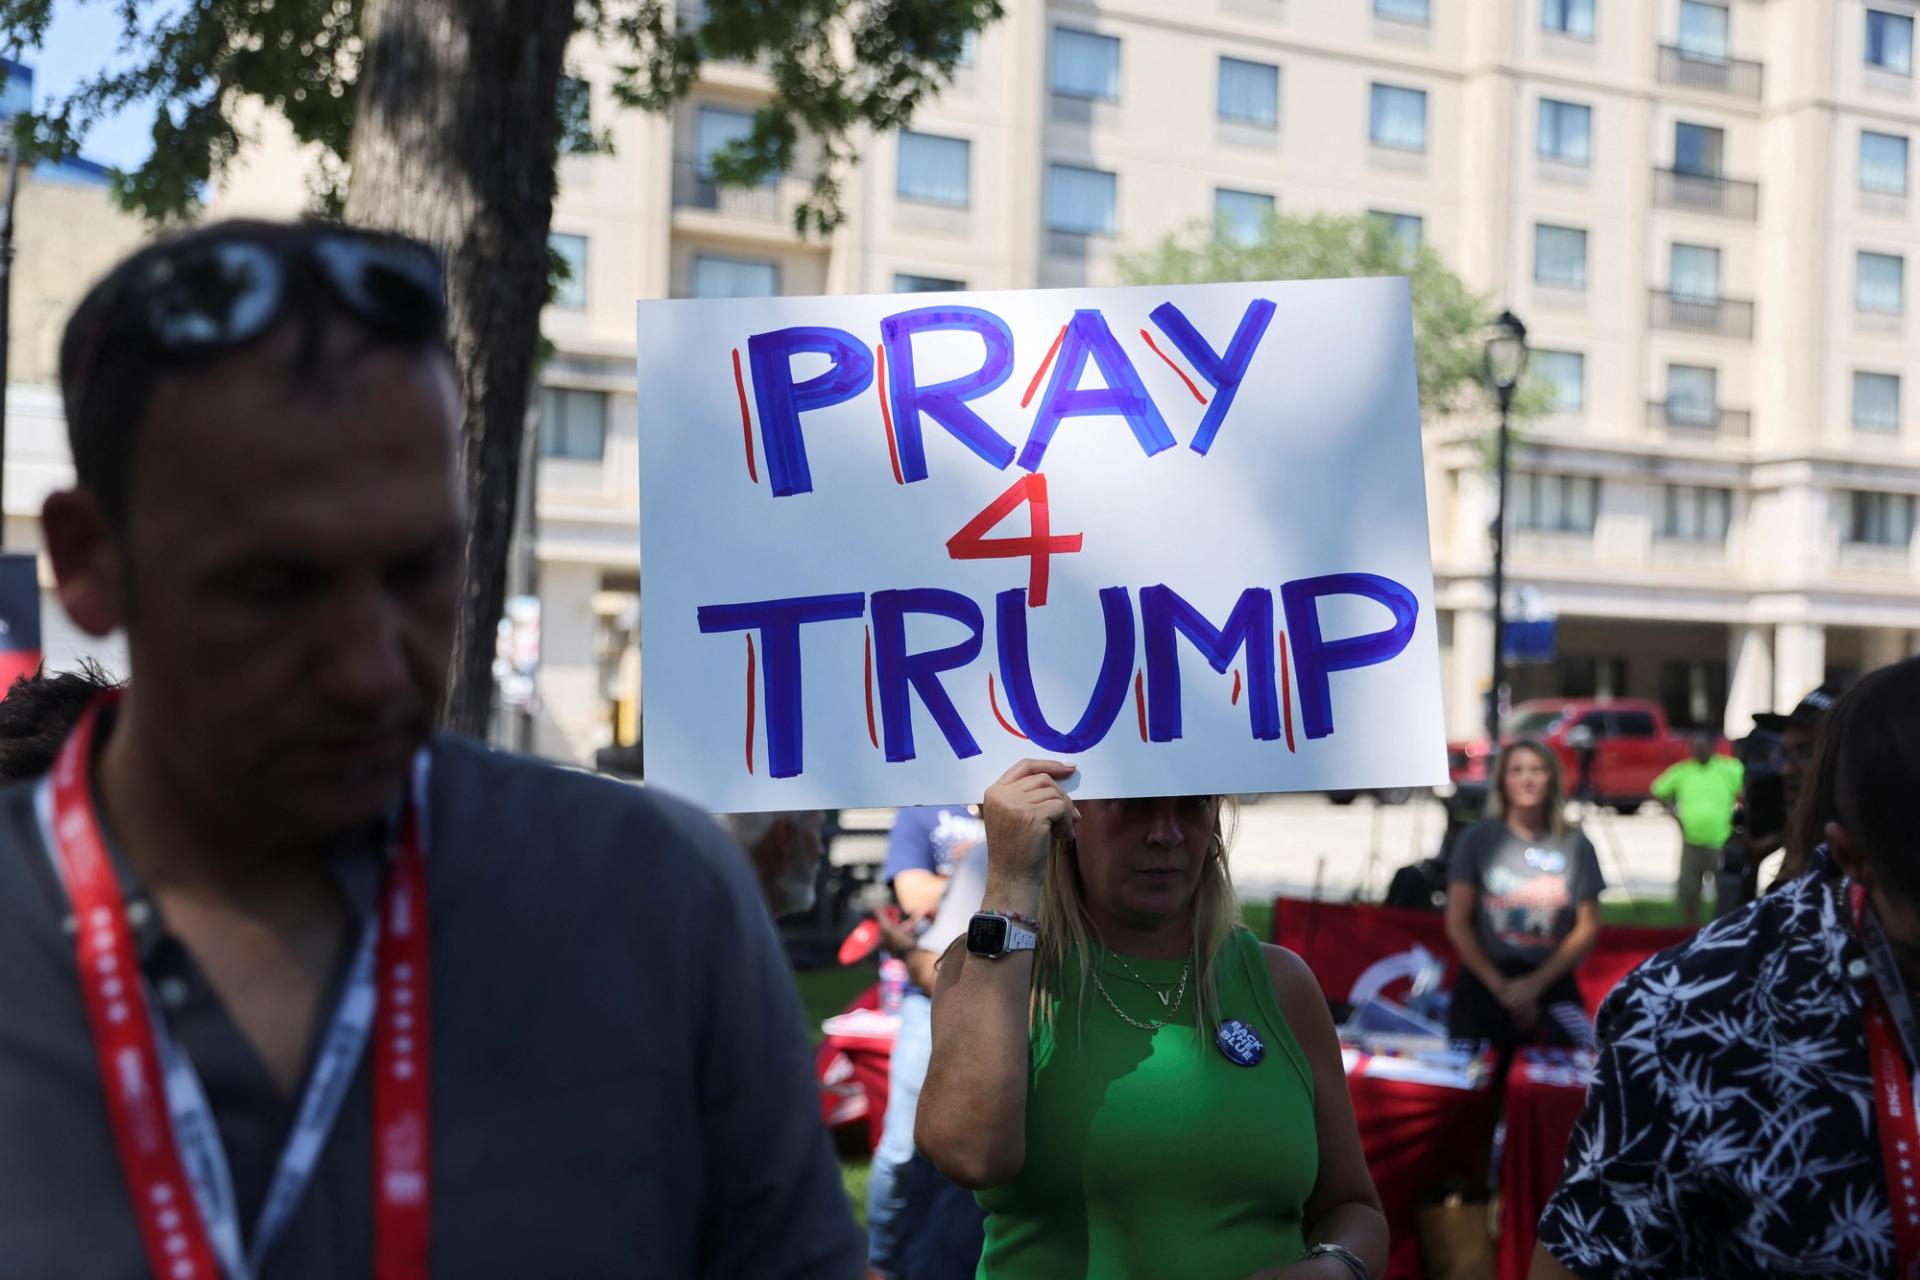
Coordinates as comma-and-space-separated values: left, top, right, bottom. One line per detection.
1854, 370, 1902, 431
557, 76, 593, 154
1534, 223, 1588, 289
1370, 210, 1424, 256
1215, 188, 1275, 247
1846, 490, 1917, 545
548, 233, 587, 310
1862, 130, 1910, 194
1670, 243, 1722, 300
1531, 349, 1584, 412
896, 131, 969, 207
540, 387, 607, 461
1673, 122, 1725, 177
1513, 473, 1599, 533
1538, 98, 1591, 165
1051, 27, 1120, 100
1046, 163, 1117, 235
691, 254, 778, 298
957, 30, 978, 68
1369, 83, 1428, 152
1677, 1, 1731, 60
1542, 0, 1595, 39
1858, 250, 1906, 314
1374, 0, 1430, 23
1218, 57, 1279, 127
1661, 485, 1732, 541
1666, 364, 1720, 425
895, 273, 966, 292
1868, 9, 1915, 75
696, 106, 750, 175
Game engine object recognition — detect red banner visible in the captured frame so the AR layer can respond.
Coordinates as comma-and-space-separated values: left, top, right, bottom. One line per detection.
1271, 897, 1693, 1016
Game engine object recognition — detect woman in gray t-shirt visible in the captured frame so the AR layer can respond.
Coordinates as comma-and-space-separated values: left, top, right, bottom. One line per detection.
1443, 739, 1604, 1052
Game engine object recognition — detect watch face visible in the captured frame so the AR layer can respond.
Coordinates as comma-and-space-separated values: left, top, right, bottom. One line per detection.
967, 914, 1009, 956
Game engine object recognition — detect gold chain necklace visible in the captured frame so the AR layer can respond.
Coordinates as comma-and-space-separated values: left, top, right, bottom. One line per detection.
1107, 953, 1184, 1006
1090, 956, 1191, 1031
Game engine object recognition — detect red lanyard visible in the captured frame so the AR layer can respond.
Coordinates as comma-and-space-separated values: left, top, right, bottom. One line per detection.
1851, 882, 1920, 1278
45, 694, 431, 1280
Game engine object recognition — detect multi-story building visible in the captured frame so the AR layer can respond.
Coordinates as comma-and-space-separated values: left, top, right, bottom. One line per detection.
521, 0, 1920, 763
14, 4, 1920, 762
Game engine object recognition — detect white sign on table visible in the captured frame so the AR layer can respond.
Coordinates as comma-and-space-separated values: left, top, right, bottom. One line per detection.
636, 277, 1446, 812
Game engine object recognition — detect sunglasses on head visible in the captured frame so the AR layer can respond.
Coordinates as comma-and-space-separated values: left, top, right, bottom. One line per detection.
77, 227, 446, 387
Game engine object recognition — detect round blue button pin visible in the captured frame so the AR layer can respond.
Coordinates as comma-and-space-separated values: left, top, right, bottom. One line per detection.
1215, 1018, 1266, 1067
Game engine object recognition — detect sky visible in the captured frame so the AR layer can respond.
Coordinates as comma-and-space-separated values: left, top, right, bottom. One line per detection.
20, 0, 165, 171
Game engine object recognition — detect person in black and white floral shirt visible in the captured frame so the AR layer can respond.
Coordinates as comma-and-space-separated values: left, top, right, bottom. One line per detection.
1532, 655, 1920, 1280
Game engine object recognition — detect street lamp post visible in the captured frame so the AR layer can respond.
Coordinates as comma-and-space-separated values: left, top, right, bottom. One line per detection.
1483, 310, 1529, 747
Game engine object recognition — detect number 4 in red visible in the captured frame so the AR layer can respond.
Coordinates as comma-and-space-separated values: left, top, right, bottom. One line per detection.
945, 474, 1083, 607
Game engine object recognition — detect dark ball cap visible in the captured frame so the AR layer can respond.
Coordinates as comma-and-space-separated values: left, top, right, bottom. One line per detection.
1753, 682, 1844, 733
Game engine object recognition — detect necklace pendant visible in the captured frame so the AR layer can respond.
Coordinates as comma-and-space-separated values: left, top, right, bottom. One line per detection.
1154, 989, 1170, 1006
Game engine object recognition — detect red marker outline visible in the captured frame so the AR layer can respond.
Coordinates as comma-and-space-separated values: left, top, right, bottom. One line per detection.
1021, 324, 1070, 409
1134, 670, 1148, 742
1278, 630, 1296, 753
1140, 329, 1208, 405
745, 635, 757, 774
732, 348, 759, 484
864, 627, 879, 749
988, 674, 1028, 740
876, 343, 905, 485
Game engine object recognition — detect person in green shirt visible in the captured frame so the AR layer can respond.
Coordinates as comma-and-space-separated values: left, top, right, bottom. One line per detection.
1650, 732, 1744, 925
916, 759, 1386, 1280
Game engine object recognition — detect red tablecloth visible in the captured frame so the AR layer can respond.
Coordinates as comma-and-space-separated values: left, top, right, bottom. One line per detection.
815, 983, 895, 1154
1346, 1055, 1496, 1280
1498, 1050, 1593, 1280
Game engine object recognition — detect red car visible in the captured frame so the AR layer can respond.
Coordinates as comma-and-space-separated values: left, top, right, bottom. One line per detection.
1447, 698, 1728, 813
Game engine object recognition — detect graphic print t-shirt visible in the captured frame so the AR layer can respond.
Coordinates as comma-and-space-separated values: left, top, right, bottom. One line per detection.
1448, 819, 1604, 966
882, 805, 986, 995
882, 805, 986, 884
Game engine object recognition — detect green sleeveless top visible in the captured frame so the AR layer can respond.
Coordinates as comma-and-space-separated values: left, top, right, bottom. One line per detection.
975, 926, 1319, 1279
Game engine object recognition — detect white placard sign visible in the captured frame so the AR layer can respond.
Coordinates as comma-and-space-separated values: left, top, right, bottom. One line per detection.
636, 277, 1447, 812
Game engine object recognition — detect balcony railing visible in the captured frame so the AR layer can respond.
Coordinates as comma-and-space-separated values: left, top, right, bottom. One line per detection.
1645, 400, 1752, 438
1657, 45, 1764, 100
1649, 288, 1755, 338
1652, 167, 1760, 220
671, 156, 812, 226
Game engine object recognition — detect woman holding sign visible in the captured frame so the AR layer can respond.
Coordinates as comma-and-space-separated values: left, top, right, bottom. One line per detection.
916, 759, 1385, 1280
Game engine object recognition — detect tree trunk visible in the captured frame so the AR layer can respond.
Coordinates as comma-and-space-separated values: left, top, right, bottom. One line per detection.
344, 0, 574, 738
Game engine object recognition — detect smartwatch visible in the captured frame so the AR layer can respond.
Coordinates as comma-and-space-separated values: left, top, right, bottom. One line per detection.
966, 912, 1038, 959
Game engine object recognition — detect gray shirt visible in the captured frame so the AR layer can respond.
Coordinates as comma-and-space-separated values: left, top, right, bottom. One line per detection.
0, 732, 862, 1279
1447, 818, 1604, 966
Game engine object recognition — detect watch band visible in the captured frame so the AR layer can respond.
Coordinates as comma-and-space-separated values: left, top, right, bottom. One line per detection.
967, 911, 1038, 958
1299, 1242, 1369, 1280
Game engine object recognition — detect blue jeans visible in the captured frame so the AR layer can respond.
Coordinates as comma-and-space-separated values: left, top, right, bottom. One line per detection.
867, 992, 931, 1276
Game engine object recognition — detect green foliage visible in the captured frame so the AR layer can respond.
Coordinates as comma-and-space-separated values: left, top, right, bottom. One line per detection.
0, 0, 1001, 239
0, 0, 361, 223
1117, 211, 1553, 425
589, 0, 1001, 236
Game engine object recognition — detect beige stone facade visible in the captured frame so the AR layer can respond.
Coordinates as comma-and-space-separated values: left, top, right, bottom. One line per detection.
15, 1, 1920, 757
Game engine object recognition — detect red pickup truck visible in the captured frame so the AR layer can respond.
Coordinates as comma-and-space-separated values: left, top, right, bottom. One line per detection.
1447, 698, 1726, 813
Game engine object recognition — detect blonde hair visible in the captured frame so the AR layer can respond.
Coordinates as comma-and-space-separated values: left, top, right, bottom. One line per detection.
1487, 739, 1568, 839
1030, 797, 1241, 1044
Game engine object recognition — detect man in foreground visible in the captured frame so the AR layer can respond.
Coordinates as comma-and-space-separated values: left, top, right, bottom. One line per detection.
0, 221, 860, 1277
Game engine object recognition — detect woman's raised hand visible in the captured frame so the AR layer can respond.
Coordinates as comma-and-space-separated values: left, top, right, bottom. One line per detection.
981, 758, 1078, 892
